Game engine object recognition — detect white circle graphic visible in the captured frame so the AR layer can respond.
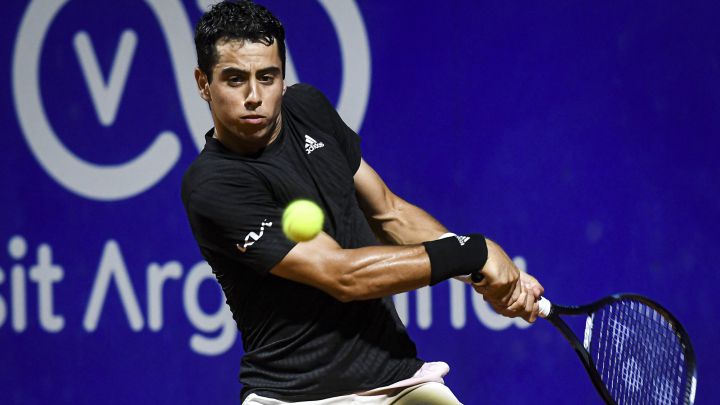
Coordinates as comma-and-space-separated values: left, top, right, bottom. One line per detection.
12, 0, 371, 201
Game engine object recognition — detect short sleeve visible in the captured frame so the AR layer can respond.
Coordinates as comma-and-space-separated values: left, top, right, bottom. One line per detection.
285, 84, 363, 173
185, 175, 295, 275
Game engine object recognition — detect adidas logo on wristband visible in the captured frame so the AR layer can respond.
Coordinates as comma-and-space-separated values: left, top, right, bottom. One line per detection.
423, 233, 487, 285
455, 235, 470, 246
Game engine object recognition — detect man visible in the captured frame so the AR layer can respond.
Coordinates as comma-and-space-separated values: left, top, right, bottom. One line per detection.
182, 1, 544, 403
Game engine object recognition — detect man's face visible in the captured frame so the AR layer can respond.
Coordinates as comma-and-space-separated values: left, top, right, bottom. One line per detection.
195, 39, 284, 154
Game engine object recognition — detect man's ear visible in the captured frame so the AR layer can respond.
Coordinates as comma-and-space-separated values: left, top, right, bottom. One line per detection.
195, 68, 211, 102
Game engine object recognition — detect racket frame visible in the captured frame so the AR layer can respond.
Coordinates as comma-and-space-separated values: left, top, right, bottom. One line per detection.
545, 293, 697, 405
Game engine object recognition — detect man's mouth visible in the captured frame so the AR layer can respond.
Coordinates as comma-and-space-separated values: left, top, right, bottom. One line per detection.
241, 115, 265, 125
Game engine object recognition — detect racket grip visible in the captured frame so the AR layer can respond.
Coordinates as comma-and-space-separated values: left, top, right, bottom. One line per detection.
538, 297, 552, 318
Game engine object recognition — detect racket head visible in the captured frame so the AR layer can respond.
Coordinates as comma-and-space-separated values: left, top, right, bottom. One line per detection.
548, 294, 697, 405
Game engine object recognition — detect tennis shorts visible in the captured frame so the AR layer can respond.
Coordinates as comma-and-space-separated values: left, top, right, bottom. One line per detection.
242, 362, 462, 404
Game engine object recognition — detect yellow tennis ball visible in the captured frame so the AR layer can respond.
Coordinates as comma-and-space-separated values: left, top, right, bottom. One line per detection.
282, 200, 324, 242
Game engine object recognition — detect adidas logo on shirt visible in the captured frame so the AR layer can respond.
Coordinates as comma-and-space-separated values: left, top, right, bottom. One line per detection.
455, 235, 470, 246
305, 135, 325, 155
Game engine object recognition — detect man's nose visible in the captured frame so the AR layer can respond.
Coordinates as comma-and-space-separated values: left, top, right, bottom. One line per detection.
245, 82, 262, 110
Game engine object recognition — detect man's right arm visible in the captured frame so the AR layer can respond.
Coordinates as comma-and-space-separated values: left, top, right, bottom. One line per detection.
270, 232, 432, 302
270, 231, 542, 322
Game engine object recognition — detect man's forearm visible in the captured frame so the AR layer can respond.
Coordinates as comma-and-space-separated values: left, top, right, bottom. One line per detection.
327, 243, 431, 301
272, 232, 486, 302
271, 232, 432, 301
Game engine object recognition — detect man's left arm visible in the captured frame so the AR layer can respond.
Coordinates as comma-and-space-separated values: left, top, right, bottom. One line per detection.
354, 158, 449, 245
354, 158, 544, 312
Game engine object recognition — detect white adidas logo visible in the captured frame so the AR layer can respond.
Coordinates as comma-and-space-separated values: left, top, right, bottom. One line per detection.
455, 235, 470, 246
305, 135, 325, 155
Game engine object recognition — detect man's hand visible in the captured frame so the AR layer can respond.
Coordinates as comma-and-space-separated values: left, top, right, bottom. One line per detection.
471, 239, 544, 323
481, 280, 542, 323
472, 239, 520, 304
519, 271, 544, 300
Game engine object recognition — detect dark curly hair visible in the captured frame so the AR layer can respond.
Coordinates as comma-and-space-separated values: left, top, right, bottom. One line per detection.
195, 0, 286, 82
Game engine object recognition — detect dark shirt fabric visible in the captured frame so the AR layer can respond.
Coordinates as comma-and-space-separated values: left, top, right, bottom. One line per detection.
181, 84, 423, 401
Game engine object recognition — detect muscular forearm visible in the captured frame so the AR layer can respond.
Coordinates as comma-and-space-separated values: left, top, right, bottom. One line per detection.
271, 232, 432, 302
328, 243, 431, 301
273, 230, 489, 302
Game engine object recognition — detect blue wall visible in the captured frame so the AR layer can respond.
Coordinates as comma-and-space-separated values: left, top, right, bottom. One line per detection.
1, 1, 718, 403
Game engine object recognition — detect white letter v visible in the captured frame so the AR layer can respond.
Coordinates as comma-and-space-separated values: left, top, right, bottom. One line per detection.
73, 29, 137, 126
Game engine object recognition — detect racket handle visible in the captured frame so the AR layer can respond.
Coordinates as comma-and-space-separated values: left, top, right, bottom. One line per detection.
538, 297, 552, 318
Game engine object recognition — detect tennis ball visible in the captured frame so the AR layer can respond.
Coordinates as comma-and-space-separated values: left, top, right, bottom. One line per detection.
282, 199, 324, 242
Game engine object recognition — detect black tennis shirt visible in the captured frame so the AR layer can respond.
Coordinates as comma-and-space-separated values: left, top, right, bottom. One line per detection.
181, 84, 423, 401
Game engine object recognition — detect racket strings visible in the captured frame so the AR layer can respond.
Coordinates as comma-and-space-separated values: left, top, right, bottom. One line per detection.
588, 299, 691, 405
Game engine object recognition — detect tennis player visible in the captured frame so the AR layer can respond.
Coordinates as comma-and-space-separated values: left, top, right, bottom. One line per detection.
181, 1, 544, 403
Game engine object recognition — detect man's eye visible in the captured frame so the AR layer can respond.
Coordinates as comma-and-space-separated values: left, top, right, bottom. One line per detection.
260, 75, 274, 83
229, 76, 244, 84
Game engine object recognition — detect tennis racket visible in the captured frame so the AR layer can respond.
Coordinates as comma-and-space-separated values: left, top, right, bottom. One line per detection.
469, 272, 696, 404
535, 294, 697, 405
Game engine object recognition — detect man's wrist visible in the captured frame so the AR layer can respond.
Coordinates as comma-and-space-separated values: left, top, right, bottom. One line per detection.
423, 233, 488, 285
